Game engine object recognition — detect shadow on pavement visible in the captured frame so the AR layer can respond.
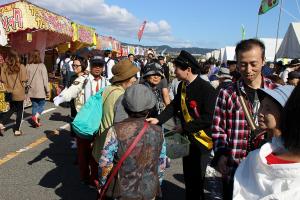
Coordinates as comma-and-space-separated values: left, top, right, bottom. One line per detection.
48, 112, 71, 123
27, 129, 97, 199
173, 173, 185, 184
161, 180, 185, 200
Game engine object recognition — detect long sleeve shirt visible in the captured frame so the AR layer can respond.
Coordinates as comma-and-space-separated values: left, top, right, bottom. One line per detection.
98, 123, 166, 187
212, 78, 277, 164
157, 76, 218, 137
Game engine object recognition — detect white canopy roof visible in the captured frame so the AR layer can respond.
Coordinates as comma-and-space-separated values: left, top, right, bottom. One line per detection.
223, 46, 236, 63
276, 22, 300, 59
219, 48, 225, 63
212, 50, 220, 60
205, 52, 212, 59
259, 38, 282, 61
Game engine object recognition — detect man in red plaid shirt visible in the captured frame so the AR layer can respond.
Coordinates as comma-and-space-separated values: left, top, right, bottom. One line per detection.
211, 39, 277, 200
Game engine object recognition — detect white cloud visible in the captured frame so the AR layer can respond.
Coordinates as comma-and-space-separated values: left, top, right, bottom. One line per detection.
19, 0, 174, 45
0, 0, 219, 48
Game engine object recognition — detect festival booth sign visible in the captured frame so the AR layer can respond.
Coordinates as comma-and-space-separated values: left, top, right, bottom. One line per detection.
69, 22, 97, 52
121, 45, 128, 56
0, 0, 73, 61
96, 34, 102, 50
112, 38, 121, 54
100, 35, 113, 50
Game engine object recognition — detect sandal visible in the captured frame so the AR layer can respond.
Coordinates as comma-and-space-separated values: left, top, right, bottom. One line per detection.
14, 130, 23, 136
0, 123, 5, 136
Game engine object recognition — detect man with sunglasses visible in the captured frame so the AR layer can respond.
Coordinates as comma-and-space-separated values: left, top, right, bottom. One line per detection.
54, 56, 109, 108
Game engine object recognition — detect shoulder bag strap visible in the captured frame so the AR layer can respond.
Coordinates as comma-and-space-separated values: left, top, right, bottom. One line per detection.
99, 122, 149, 200
28, 65, 39, 87
236, 81, 257, 131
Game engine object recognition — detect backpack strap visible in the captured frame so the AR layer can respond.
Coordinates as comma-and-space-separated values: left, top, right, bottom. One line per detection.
102, 87, 122, 105
99, 122, 149, 200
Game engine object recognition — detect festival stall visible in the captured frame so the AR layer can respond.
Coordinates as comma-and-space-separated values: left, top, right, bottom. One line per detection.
57, 22, 97, 53
0, 0, 74, 104
0, 0, 73, 62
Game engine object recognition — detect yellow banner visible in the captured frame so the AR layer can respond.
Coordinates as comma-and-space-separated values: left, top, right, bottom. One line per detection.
72, 22, 96, 46
0, 1, 73, 37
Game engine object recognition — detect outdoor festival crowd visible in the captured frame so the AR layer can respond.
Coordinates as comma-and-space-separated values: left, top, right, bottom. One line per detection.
1, 38, 300, 200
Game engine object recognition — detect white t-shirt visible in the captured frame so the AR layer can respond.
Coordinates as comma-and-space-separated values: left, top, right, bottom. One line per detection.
104, 57, 115, 80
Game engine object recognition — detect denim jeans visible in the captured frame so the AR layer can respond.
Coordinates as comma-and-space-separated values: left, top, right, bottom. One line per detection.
31, 98, 46, 116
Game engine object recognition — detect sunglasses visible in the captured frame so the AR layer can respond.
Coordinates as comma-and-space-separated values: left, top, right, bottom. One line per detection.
72, 64, 81, 68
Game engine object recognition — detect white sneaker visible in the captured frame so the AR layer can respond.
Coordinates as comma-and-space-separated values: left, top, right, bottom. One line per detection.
14, 130, 23, 136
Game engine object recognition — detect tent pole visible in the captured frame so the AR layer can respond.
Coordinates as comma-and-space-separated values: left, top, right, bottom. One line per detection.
274, 0, 283, 62
256, 15, 260, 38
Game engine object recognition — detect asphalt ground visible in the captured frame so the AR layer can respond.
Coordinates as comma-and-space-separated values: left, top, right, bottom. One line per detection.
0, 102, 185, 200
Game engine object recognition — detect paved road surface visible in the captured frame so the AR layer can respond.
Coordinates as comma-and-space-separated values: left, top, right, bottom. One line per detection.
0, 102, 185, 200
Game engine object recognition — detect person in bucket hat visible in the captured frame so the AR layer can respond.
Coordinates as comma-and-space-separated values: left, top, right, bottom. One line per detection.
97, 84, 163, 199
233, 85, 298, 200
92, 59, 139, 166
216, 67, 233, 90
142, 62, 170, 117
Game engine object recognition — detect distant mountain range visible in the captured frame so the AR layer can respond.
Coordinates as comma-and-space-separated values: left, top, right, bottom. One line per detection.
122, 43, 216, 55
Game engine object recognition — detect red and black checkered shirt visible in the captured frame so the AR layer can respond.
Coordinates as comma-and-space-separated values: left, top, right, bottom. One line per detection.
212, 77, 277, 165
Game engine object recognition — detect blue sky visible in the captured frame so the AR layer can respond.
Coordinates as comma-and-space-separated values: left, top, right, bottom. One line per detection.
1, 0, 300, 48
105, 0, 300, 48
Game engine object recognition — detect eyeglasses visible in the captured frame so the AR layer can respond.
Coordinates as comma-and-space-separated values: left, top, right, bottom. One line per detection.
72, 64, 81, 68
91, 65, 103, 68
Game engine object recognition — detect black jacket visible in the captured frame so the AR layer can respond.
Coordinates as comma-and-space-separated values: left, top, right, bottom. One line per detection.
158, 76, 218, 137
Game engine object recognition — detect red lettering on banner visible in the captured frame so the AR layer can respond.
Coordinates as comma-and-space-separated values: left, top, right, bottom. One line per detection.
1, 8, 23, 32
78, 27, 92, 43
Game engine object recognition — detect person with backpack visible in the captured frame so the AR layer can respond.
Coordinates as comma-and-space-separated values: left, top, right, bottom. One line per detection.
97, 84, 163, 200
26, 50, 50, 128
60, 50, 74, 88
92, 59, 139, 169
54, 56, 109, 187
0, 49, 27, 136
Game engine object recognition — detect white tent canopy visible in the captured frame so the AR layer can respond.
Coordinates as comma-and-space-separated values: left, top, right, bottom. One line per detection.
276, 22, 300, 59
259, 38, 282, 62
212, 50, 220, 60
219, 48, 225, 63
222, 46, 236, 63
205, 52, 212, 59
